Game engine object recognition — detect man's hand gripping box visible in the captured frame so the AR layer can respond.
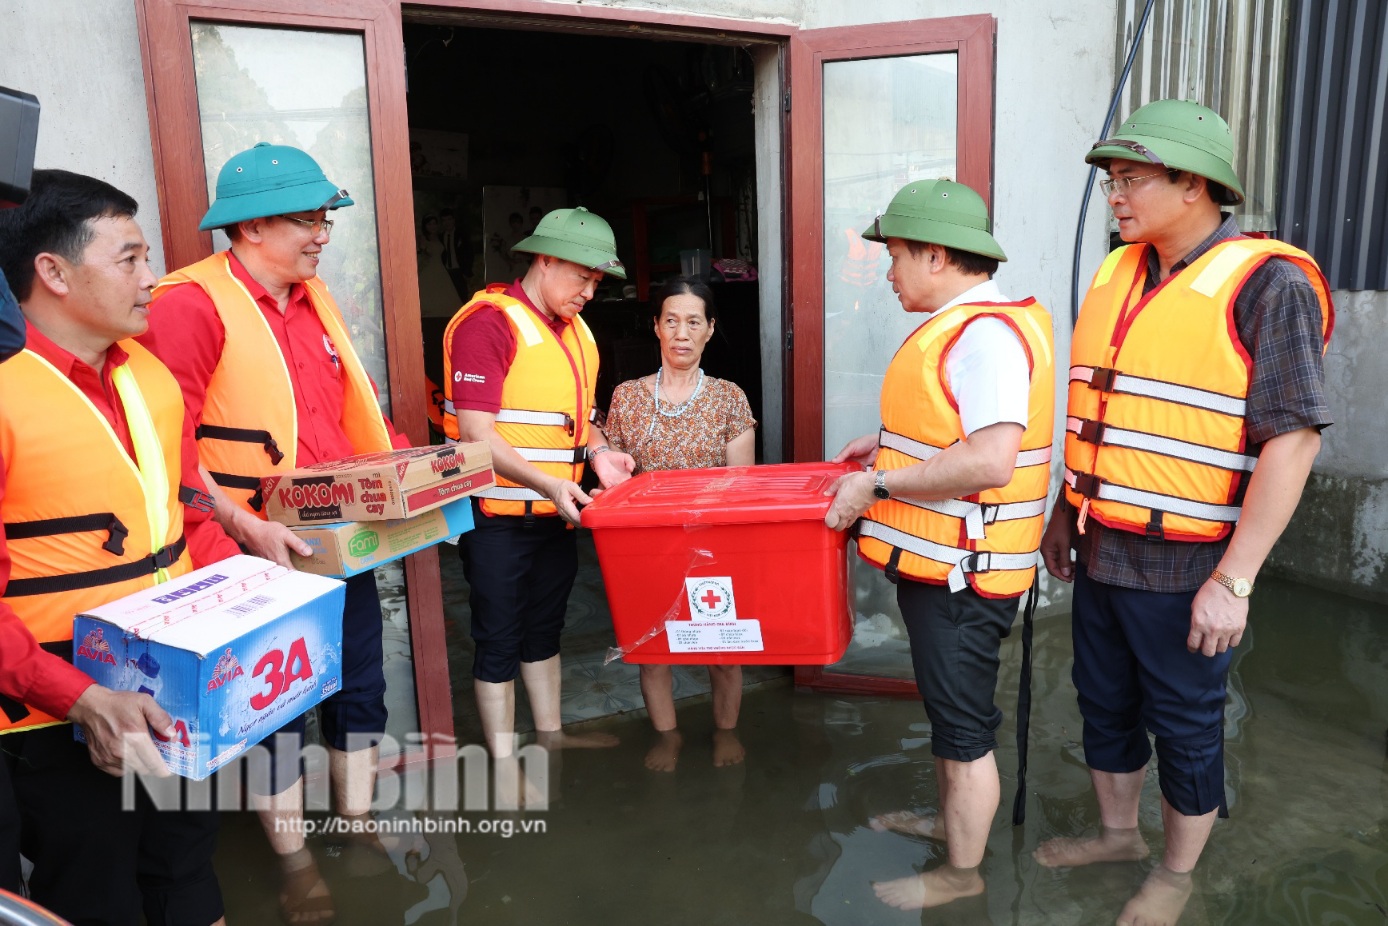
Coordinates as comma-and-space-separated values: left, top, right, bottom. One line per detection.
72, 555, 346, 779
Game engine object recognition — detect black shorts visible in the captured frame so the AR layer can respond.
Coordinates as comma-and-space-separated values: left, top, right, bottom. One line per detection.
458, 501, 578, 684
2, 726, 223, 926
898, 579, 1020, 763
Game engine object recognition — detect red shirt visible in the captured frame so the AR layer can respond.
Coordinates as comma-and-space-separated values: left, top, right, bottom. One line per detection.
449, 281, 570, 414
137, 251, 406, 468
0, 324, 239, 720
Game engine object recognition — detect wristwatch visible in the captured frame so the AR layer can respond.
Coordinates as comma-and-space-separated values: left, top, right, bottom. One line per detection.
872, 470, 890, 500
1210, 569, 1253, 598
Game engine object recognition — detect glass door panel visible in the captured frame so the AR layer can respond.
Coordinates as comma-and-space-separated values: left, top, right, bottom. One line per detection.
821, 52, 957, 681
189, 22, 419, 745
789, 16, 996, 692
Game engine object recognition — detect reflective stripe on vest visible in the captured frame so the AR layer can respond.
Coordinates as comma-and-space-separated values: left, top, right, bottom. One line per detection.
1064, 416, 1257, 473
857, 520, 1039, 593
1064, 467, 1241, 524
858, 299, 1056, 598
1065, 238, 1332, 541
442, 288, 598, 517
878, 427, 1053, 469
0, 341, 193, 733
151, 253, 391, 516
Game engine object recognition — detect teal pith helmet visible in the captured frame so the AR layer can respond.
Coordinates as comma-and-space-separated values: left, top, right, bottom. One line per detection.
511, 207, 627, 280
199, 143, 353, 232
861, 179, 1007, 262
1086, 99, 1245, 205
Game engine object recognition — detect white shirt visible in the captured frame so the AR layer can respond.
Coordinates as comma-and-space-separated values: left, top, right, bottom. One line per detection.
929, 279, 1031, 436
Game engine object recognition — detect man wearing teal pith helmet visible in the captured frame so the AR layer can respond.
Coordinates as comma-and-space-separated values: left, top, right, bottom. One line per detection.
139, 142, 409, 924
824, 178, 1055, 911
1035, 99, 1333, 925
441, 207, 629, 800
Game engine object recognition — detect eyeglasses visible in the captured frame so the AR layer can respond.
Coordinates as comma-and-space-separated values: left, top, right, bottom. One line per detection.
279, 215, 334, 236
1099, 169, 1177, 196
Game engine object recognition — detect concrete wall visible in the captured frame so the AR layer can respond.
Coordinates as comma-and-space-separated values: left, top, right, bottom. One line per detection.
1266, 289, 1388, 602
1, 1, 168, 276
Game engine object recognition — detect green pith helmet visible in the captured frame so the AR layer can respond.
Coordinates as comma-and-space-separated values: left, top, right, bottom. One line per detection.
511, 207, 627, 280
861, 179, 1007, 262
199, 143, 353, 232
1086, 99, 1245, 205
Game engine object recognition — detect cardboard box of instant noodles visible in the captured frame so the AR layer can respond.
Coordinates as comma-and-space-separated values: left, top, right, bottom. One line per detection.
260, 443, 493, 526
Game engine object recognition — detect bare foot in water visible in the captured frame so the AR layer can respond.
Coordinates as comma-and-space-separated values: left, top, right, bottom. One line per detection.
535, 729, 620, 750
493, 756, 550, 810
873, 864, 984, 910
1118, 866, 1193, 926
645, 730, 682, 772
869, 810, 947, 842
712, 728, 745, 767
1033, 826, 1150, 868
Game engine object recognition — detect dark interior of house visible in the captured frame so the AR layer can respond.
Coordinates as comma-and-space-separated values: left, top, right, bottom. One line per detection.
402, 22, 764, 453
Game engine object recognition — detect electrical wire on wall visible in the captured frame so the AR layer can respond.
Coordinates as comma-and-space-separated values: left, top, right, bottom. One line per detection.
1070, 0, 1157, 325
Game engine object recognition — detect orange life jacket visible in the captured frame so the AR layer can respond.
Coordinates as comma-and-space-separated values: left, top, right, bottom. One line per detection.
442, 286, 598, 517
1065, 239, 1333, 541
857, 299, 1056, 598
151, 253, 392, 515
0, 341, 193, 733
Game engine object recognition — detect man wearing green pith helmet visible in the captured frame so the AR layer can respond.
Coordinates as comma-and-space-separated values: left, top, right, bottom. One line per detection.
824, 179, 1055, 910
141, 142, 410, 925
1036, 100, 1332, 925
442, 207, 628, 795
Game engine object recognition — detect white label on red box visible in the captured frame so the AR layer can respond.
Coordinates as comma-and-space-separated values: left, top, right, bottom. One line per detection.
665, 619, 764, 653
686, 576, 738, 619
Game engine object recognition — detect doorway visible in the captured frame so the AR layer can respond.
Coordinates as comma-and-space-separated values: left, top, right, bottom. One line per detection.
401, 17, 788, 735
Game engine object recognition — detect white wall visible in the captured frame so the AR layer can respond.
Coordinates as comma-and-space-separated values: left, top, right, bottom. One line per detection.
1, 0, 167, 276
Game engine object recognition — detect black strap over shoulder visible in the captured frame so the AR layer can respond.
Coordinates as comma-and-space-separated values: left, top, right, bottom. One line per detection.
4, 535, 187, 598
5, 514, 129, 556
196, 423, 284, 465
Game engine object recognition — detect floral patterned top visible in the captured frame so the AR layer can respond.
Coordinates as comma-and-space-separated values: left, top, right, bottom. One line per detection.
605, 374, 756, 474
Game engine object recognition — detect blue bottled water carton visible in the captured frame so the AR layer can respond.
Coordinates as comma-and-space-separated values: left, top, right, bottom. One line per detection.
72, 555, 345, 779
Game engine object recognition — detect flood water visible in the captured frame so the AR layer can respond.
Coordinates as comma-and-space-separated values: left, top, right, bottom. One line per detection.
214, 575, 1388, 924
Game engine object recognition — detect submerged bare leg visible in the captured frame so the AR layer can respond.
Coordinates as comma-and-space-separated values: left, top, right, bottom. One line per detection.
873, 863, 984, 910
1034, 768, 1151, 867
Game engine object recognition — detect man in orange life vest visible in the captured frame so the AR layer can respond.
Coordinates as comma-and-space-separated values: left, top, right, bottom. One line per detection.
0, 170, 239, 925
1034, 100, 1333, 924
823, 179, 1055, 910
139, 144, 410, 924
442, 208, 630, 781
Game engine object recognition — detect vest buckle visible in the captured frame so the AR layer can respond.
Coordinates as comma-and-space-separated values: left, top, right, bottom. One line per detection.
151, 544, 178, 570
962, 551, 993, 575
264, 437, 285, 466
1077, 419, 1107, 444
1073, 472, 1102, 499
563, 414, 576, 437
102, 518, 130, 556
1088, 367, 1118, 392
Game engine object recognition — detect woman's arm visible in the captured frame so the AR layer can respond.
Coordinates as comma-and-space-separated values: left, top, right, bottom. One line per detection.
725, 427, 755, 466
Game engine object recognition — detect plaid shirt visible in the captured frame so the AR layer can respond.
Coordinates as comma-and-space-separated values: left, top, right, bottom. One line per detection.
1074, 214, 1332, 592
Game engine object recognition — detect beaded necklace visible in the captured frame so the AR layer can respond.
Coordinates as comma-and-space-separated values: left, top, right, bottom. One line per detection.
654, 367, 705, 417
641, 367, 706, 445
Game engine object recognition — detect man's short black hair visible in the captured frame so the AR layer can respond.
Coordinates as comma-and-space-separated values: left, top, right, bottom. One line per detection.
904, 239, 999, 278
0, 169, 139, 302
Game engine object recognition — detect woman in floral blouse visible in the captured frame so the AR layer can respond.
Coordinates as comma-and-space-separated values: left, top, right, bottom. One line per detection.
603, 277, 756, 771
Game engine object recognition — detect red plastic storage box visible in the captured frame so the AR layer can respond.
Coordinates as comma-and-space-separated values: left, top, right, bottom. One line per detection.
580, 462, 858, 665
